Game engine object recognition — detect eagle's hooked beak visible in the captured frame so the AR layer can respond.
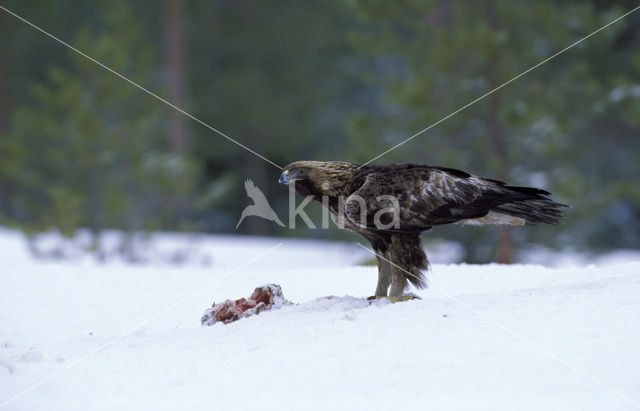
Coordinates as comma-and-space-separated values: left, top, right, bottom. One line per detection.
278, 170, 291, 185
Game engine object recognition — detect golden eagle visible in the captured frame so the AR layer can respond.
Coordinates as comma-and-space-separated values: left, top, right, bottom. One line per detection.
279, 161, 567, 298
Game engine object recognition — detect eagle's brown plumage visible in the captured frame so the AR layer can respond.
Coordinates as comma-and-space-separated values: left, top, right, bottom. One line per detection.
279, 161, 567, 297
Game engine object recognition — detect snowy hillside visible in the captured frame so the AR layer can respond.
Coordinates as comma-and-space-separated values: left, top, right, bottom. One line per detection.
1, 229, 639, 410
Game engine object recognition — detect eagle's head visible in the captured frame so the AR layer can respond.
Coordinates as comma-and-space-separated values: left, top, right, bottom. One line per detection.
279, 161, 359, 197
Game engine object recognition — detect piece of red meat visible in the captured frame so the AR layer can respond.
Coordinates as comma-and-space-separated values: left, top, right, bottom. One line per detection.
201, 284, 291, 326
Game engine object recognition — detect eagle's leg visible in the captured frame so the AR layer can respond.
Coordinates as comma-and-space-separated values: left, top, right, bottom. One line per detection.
389, 266, 408, 297
388, 233, 428, 298
374, 253, 392, 297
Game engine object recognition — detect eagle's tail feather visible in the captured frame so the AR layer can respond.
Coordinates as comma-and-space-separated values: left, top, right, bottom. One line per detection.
493, 187, 568, 225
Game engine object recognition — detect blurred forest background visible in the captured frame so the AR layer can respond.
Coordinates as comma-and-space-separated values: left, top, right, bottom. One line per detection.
0, 0, 638, 263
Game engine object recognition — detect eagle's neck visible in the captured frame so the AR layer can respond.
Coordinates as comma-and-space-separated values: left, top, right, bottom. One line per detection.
292, 179, 343, 215
292, 179, 325, 203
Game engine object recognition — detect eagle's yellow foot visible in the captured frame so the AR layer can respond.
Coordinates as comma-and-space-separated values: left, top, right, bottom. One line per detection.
367, 294, 421, 304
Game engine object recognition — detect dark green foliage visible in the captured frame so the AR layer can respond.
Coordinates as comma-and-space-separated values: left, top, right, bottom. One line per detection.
347, 0, 640, 258
0, 2, 198, 249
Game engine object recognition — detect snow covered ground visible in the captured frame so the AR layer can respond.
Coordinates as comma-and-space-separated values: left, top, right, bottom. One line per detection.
1, 228, 639, 410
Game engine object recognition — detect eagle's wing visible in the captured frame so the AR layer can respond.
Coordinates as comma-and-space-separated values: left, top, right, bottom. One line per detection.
344, 167, 509, 231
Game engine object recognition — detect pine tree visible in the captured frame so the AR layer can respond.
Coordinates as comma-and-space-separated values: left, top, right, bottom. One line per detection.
348, 0, 639, 260
0, 2, 198, 258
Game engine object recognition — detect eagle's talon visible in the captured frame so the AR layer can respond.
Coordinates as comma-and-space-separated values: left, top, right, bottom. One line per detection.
368, 294, 421, 304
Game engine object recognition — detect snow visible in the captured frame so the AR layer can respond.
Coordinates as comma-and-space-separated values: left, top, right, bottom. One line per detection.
1, 228, 639, 410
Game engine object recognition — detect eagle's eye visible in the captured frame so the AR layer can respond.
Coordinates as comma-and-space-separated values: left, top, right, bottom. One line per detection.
297, 168, 307, 176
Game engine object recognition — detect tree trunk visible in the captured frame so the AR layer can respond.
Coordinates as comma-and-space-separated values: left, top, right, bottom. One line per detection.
485, 0, 513, 264
164, 0, 190, 227
0, 22, 12, 217
165, 0, 189, 153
